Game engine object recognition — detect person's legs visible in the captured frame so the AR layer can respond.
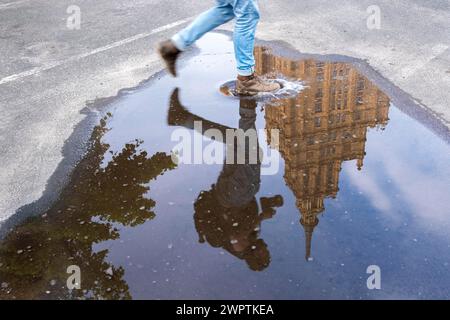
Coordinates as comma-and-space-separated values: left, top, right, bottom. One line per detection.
159, 1, 234, 76
232, 0, 280, 95
231, 0, 260, 76
172, 1, 235, 51
159, 0, 280, 94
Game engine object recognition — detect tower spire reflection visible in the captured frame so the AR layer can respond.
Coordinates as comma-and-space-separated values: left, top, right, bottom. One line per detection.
257, 47, 391, 260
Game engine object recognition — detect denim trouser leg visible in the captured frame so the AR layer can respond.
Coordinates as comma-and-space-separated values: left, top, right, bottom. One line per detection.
171, 0, 260, 76
232, 1, 260, 76
171, 2, 234, 51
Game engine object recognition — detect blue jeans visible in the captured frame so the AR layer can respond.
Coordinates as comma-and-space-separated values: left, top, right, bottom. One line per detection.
171, 0, 260, 76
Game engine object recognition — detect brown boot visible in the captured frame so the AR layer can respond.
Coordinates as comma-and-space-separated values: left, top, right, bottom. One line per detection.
158, 40, 181, 77
236, 74, 281, 96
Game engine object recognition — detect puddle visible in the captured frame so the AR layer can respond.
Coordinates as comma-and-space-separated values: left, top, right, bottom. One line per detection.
1, 33, 450, 299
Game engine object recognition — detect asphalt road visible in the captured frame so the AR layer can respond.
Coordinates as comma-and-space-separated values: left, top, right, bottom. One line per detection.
0, 0, 449, 223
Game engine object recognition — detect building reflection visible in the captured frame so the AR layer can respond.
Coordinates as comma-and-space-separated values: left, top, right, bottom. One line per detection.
257, 47, 391, 260
0, 114, 176, 299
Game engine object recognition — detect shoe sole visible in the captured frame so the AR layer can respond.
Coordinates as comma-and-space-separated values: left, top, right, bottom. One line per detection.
236, 91, 258, 97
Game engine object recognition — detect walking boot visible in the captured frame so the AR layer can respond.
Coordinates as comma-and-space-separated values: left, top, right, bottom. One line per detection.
158, 40, 181, 77
236, 74, 281, 96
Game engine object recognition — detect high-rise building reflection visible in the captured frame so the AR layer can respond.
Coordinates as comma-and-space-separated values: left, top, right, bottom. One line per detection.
257, 47, 391, 260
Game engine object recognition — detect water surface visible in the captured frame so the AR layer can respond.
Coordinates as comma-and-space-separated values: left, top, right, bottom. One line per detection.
1, 33, 449, 300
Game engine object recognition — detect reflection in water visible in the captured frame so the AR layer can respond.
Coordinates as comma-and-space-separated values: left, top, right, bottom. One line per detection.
0, 115, 176, 299
256, 47, 391, 260
167, 90, 284, 271
7, 34, 444, 299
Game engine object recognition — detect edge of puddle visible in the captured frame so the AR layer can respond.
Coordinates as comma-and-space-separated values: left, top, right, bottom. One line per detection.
1, 30, 449, 239
0, 46, 201, 238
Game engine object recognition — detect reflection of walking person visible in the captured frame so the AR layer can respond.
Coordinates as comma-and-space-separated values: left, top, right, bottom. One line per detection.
167, 89, 283, 271
158, 0, 280, 96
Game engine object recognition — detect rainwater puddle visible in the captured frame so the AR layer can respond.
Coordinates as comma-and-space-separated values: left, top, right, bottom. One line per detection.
1, 33, 449, 300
